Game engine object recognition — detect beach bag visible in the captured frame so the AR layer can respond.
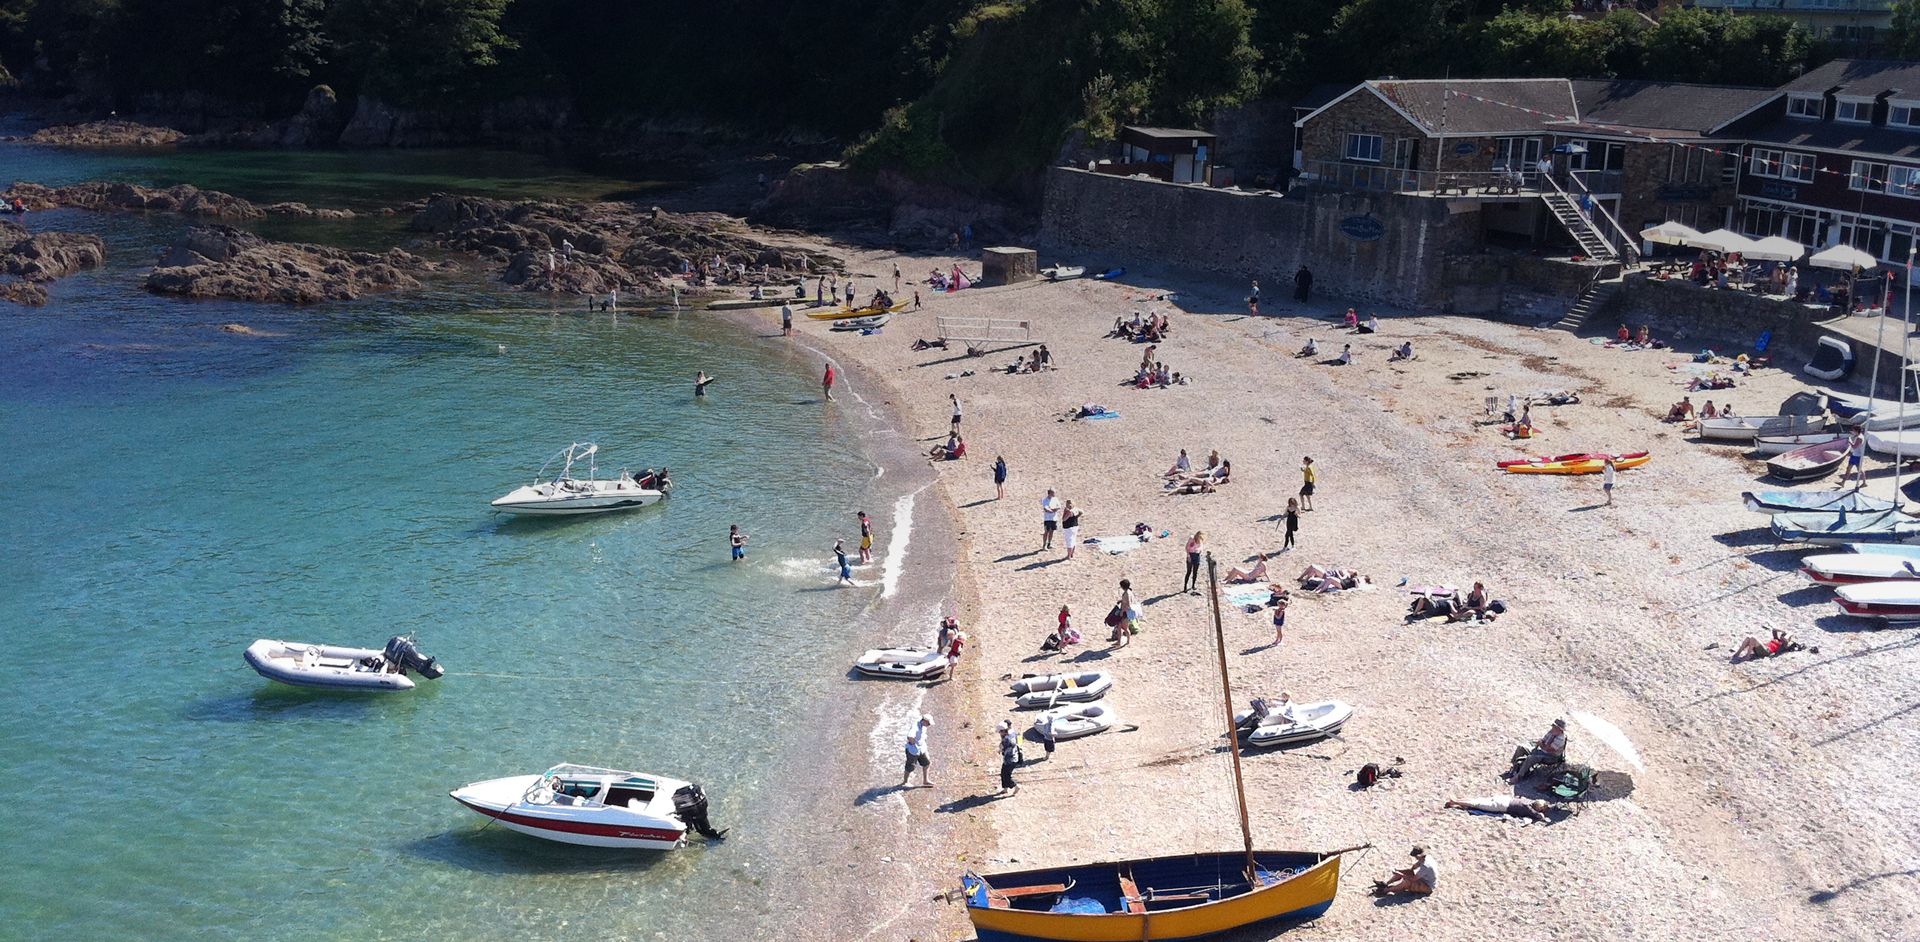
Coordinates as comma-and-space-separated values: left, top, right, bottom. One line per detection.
1105, 605, 1125, 628
1489, 600, 1508, 614
1356, 763, 1382, 788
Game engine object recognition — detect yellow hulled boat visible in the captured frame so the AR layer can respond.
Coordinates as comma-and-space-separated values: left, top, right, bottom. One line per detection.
806, 301, 908, 321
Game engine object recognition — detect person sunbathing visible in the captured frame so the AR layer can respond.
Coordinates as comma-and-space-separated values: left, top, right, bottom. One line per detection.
928, 433, 966, 460
1734, 627, 1806, 661
1408, 589, 1462, 619
1444, 795, 1551, 822
1636, 325, 1651, 345
1700, 400, 1718, 420
1358, 314, 1379, 334
1333, 344, 1352, 366
1164, 478, 1218, 495
1343, 308, 1359, 330
1297, 337, 1319, 358
1447, 582, 1496, 622
1664, 396, 1695, 422
1616, 324, 1631, 342
1299, 565, 1365, 592
1389, 342, 1414, 362
1372, 846, 1435, 897
1164, 449, 1193, 478
1227, 554, 1271, 583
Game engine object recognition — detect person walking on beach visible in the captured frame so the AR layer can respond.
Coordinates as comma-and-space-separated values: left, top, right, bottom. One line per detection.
1061, 500, 1083, 559
1248, 279, 1261, 315
1109, 578, 1139, 647
822, 362, 836, 401
1845, 428, 1867, 488
1602, 456, 1617, 506
1281, 498, 1300, 551
815, 277, 825, 305
913, 290, 922, 310
694, 371, 716, 397
835, 540, 854, 585
900, 715, 934, 788
1299, 457, 1317, 511
993, 455, 1008, 500
729, 525, 748, 562
950, 393, 963, 432
1183, 531, 1205, 593
1294, 265, 1313, 302
1041, 489, 1061, 550
858, 511, 874, 564
996, 719, 1020, 797
781, 302, 794, 336
893, 262, 902, 292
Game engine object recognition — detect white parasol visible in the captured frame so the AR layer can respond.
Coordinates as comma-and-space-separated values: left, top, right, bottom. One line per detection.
1686, 228, 1760, 255
1568, 709, 1644, 772
1639, 221, 1701, 246
1809, 244, 1879, 272
1745, 236, 1806, 262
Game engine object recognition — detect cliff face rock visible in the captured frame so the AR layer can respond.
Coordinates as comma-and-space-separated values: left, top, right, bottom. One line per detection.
23, 120, 186, 147
145, 225, 439, 303
753, 163, 1031, 246
0, 220, 106, 305
409, 194, 837, 295
338, 95, 573, 148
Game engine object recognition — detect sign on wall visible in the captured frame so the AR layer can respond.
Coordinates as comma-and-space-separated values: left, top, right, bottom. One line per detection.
1340, 215, 1386, 241
1453, 142, 1477, 156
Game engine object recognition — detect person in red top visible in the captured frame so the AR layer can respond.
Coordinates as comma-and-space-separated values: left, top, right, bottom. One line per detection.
1734, 627, 1805, 661
822, 362, 836, 401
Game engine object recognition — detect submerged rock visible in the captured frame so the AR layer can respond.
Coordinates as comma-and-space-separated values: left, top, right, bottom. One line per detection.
145, 225, 440, 304
24, 120, 187, 147
2, 181, 262, 218
408, 194, 837, 296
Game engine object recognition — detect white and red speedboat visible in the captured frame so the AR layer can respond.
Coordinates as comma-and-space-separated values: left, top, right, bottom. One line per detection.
1834, 582, 1920, 621
450, 764, 721, 849
1802, 552, 1920, 586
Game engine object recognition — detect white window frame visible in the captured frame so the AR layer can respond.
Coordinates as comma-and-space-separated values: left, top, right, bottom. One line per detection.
1835, 97, 1874, 125
1852, 159, 1889, 193
1781, 152, 1816, 183
1787, 94, 1823, 120
1749, 147, 1783, 179
1892, 100, 1920, 129
1344, 132, 1383, 163
1891, 165, 1920, 199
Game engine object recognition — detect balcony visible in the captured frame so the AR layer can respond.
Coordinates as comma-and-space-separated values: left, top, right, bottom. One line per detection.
1298, 159, 1549, 197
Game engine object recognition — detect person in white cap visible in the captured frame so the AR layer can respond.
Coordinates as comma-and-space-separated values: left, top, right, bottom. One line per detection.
899, 715, 934, 788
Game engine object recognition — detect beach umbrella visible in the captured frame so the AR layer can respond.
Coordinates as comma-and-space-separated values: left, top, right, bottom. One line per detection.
1639, 221, 1700, 246
1685, 228, 1760, 255
1568, 709, 1644, 772
1745, 236, 1806, 262
1810, 244, 1879, 272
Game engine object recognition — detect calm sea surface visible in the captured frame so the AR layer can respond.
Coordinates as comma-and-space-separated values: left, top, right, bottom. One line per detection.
0, 139, 938, 939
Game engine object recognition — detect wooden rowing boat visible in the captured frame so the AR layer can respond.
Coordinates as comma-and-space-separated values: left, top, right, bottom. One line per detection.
807, 301, 908, 321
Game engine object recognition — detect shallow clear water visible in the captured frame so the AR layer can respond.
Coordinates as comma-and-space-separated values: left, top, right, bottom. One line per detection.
0, 148, 932, 939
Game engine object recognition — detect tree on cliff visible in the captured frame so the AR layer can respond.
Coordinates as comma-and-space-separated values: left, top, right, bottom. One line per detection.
326, 0, 515, 101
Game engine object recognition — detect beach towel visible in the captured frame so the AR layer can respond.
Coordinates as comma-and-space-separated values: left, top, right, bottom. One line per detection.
1085, 535, 1147, 554
1225, 587, 1271, 607
1083, 411, 1121, 420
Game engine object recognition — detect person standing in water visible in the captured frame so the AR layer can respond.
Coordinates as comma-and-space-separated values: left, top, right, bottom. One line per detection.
823, 363, 836, 401
993, 455, 1008, 500
857, 511, 874, 564
835, 540, 854, 585
729, 525, 748, 562
1299, 456, 1317, 511
694, 371, 716, 397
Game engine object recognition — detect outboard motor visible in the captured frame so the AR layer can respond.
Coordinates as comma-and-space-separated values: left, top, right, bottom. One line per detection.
383, 636, 446, 680
672, 783, 725, 840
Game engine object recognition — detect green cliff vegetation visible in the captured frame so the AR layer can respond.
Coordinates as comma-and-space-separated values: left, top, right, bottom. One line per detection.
0, 0, 1860, 190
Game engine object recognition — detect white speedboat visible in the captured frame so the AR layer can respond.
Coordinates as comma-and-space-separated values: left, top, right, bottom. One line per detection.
243, 636, 443, 691
1235, 700, 1354, 748
853, 647, 946, 680
1032, 702, 1119, 741
491, 443, 667, 516
450, 764, 721, 849
1802, 552, 1920, 585
1011, 671, 1113, 708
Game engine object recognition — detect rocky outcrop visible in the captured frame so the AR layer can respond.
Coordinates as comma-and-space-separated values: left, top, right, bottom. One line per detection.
753, 163, 1032, 247
145, 225, 440, 303
2, 181, 262, 217
338, 95, 573, 148
0, 220, 106, 305
260, 202, 356, 220
409, 194, 837, 295
23, 119, 186, 147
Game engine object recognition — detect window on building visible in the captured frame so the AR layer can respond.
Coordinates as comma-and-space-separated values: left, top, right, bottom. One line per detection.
1782, 213, 1824, 247
1749, 147, 1783, 178
1836, 98, 1873, 124
1781, 153, 1815, 183
1891, 228, 1916, 265
1892, 165, 1920, 199
1852, 160, 1890, 193
1741, 205, 1781, 238
1893, 102, 1920, 130
1344, 133, 1382, 163
1787, 95, 1823, 120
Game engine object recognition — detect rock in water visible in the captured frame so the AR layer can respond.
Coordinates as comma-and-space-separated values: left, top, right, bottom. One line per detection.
2, 181, 263, 218
145, 225, 440, 304
25, 120, 187, 147
0, 221, 107, 305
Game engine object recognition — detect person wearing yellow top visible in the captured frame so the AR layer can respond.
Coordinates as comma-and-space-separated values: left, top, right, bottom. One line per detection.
1299, 456, 1317, 511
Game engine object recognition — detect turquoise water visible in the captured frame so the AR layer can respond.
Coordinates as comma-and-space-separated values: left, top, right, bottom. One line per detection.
0, 149, 936, 939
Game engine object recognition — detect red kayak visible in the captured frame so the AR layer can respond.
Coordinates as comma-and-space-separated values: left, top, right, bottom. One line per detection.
1495, 450, 1648, 469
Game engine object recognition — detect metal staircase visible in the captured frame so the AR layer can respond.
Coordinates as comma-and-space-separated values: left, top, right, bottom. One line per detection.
1541, 191, 1618, 262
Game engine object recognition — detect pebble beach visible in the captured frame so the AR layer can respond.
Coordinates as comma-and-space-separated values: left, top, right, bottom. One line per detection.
788, 249, 1920, 942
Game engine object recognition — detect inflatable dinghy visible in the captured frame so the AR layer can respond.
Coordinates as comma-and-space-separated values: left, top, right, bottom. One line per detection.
244, 636, 444, 691
853, 647, 946, 680
1032, 702, 1120, 741
1234, 700, 1353, 747
1011, 671, 1113, 708
1806, 336, 1855, 382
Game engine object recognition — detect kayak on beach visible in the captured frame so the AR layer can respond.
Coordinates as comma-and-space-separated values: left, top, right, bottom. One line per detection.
1502, 453, 1650, 474
1495, 450, 1648, 469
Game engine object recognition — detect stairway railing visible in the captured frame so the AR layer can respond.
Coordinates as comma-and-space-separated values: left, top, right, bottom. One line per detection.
1560, 172, 1641, 270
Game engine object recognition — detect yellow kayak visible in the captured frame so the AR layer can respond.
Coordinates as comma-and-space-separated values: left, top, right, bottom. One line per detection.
1503, 452, 1650, 475
807, 301, 908, 321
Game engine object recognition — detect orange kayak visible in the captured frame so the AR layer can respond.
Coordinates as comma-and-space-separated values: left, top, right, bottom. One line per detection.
1504, 453, 1650, 475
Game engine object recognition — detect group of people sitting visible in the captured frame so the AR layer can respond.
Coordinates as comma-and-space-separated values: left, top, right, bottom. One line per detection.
1007, 344, 1055, 374
1664, 396, 1738, 423
749, 282, 807, 301
1111, 312, 1170, 342
1040, 604, 1083, 654
1406, 581, 1502, 622
1298, 564, 1369, 593
1612, 324, 1662, 348
1162, 449, 1231, 493
927, 432, 968, 461
1133, 361, 1185, 388
1341, 309, 1381, 333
